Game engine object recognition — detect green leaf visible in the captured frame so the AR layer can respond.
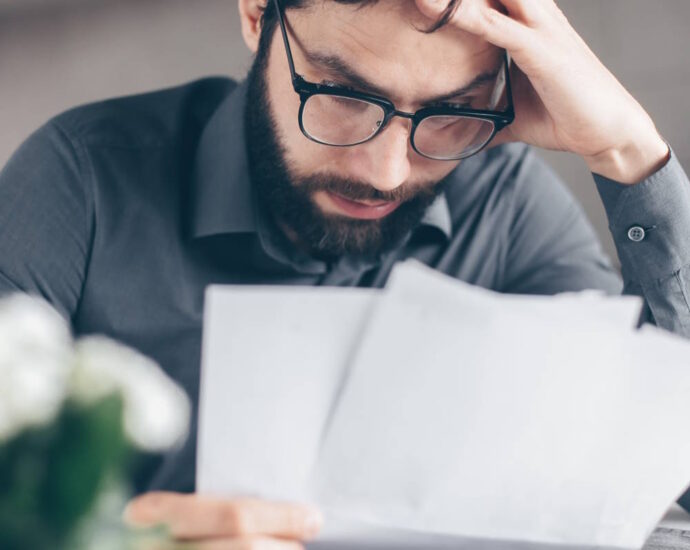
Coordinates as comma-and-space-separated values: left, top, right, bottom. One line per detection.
0, 393, 137, 550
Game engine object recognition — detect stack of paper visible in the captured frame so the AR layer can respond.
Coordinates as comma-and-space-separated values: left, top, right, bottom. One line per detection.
197, 261, 690, 550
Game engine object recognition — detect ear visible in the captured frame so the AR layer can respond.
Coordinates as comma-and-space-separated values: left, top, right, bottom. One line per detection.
238, 0, 266, 53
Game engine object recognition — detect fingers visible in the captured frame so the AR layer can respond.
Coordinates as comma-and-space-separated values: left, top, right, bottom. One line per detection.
497, 0, 549, 25
417, 0, 532, 52
191, 537, 305, 550
125, 492, 323, 541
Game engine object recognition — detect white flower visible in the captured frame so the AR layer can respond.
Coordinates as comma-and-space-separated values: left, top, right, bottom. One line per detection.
0, 293, 190, 453
0, 294, 73, 441
73, 337, 190, 452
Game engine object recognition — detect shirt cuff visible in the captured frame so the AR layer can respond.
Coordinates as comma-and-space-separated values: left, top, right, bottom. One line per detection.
594, 148, 690, 282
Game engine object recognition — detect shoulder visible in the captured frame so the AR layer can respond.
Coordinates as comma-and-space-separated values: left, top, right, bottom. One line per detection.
0, 76, 239, 240
449, 142, 534, 186
51, 76, 237, 150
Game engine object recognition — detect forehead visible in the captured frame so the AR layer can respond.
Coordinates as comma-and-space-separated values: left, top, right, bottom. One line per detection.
286, 0, 502, 102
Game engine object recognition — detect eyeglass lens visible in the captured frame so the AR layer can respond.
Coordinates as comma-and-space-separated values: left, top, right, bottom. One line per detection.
301, 94, 386, 146
414, 116, 496, 160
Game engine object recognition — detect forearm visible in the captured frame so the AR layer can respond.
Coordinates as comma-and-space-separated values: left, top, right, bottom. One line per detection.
585, 127, 670, 185
594, 147, 690, 338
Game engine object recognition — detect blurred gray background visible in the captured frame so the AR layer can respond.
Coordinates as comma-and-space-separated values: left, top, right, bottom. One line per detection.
1, 0, 688, 268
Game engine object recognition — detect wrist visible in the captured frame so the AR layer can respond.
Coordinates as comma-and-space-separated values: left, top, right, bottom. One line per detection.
584, 130, 670, 185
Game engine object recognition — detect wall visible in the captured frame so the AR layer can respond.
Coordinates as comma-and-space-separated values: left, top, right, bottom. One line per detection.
1, 0, 689, 268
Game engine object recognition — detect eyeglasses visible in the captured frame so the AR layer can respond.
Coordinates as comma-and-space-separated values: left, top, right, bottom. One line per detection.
270, 0, 515, 161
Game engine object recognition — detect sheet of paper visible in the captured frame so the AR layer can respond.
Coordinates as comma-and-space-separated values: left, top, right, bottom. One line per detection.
313, 262, 690, 549
197, 262, 690, 550
197, 284, 377, 502
383, 261, 644, 330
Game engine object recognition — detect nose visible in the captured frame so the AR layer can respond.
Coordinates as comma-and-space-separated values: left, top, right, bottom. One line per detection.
353, 117, 412, 193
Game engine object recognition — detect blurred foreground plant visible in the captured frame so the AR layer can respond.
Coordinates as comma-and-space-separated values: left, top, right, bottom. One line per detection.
0, 294, 191, 550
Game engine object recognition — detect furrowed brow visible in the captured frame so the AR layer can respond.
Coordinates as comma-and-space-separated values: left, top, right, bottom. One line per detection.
302, 49, 390, 96
302, 48, 500, 106
428, 71, 499, 104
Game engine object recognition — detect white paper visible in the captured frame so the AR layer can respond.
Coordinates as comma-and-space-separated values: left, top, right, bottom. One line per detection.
197, 284, 377, 502
197, 261, 690, 550
382, 261, 644, 330
313, 262, 690, 549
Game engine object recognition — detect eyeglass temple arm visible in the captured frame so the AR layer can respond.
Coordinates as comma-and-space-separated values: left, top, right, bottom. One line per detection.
271, 0, 301, 85
503, 51, 515, 115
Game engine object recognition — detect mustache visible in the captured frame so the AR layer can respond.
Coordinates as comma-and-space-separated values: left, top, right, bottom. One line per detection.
295, 173, 441, 203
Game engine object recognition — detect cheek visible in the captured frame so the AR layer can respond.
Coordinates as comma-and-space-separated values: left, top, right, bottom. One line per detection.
263, 35, 327, 171
408, 152, 459, 184
266, 78, 347, 177
265, 68, 306, 151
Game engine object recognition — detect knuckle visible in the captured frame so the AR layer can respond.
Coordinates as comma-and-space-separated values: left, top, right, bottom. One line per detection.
228, 537, 256, 550
235, 536, 279, 550
218, 501, 246, 535
284, 507, 308, 535
455, 1, 475, 22
233, 537, 258, 550
477, 6, 502, 30
125, 491, 173, 523
461, 4, 490, 35
483, 8, 500, 25
136, 491, 168, 508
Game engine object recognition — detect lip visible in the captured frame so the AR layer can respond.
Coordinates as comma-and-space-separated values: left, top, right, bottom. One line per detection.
326, 192, 402, 220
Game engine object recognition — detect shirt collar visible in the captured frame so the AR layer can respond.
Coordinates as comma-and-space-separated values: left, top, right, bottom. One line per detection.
191, 78, 452, 241
420, 193, 452, 239
192, 80, 255, 238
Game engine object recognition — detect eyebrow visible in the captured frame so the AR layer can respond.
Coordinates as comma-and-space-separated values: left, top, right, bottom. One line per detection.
302, 48, 500, 106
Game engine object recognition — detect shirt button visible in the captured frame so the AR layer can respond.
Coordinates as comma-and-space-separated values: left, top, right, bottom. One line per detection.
627, 225, 646, 242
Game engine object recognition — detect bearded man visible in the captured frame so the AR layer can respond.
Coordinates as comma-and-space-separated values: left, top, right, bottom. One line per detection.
1, 0, 689, 548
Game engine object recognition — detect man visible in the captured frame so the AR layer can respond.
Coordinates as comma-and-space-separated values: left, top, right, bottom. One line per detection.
1, 0, 689, 547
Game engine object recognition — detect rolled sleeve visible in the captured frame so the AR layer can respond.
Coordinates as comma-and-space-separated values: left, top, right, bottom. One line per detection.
594, 149, 690, 335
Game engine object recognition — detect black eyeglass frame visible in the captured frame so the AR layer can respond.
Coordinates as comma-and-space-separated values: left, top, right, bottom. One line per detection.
270, 0, 516, 161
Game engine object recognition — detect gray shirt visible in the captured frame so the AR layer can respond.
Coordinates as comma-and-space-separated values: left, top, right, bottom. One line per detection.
1, 78, 689, 495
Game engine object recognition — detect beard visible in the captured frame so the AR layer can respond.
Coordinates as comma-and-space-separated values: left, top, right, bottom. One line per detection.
243, 42, 444, 261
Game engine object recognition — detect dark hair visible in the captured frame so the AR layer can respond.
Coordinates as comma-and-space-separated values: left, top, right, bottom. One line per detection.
258, 0, 461, 53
